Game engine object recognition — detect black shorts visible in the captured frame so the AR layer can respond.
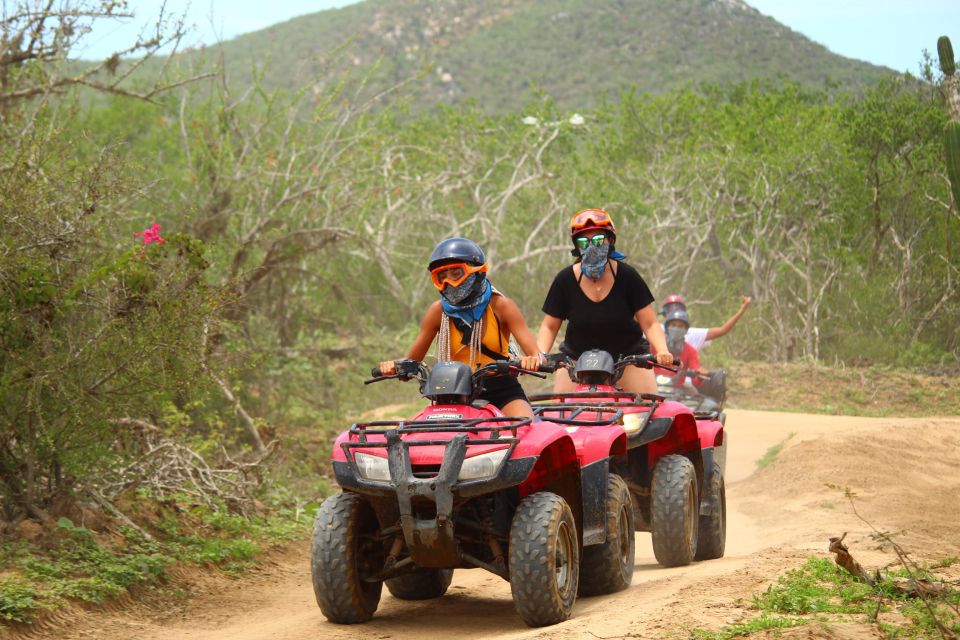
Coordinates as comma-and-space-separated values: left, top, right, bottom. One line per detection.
477, 374, 528, 410
559, 337, 650, 361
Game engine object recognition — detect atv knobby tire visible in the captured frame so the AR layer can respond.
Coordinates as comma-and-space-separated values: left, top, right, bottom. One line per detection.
695, 462, 726, 561
386, 568, 453, 600
651, 455, 699, 567
508, 492, 580, 627
579, 473, 634, 596
311, 493, 383, 623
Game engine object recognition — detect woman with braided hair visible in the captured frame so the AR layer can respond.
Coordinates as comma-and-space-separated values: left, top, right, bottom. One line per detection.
378, 238, 542, 418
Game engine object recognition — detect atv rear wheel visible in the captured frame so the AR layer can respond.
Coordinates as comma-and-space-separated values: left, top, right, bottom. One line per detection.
579, 474, 634, 596
651, 455, 699, 567
508, 492, 580, 627
311, 493, 383, 623
695, 462, 726, 560
386, 568, 453, 600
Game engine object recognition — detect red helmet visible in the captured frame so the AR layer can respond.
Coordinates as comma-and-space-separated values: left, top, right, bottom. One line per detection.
660, 294, 687, 316
570, 208, 617, 239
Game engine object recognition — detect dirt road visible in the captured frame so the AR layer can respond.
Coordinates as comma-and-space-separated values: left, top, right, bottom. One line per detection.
14, 410, 960, 640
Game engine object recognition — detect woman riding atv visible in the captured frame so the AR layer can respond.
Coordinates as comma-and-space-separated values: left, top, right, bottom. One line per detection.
378, 238, 543, 418
535, 209, 672, 394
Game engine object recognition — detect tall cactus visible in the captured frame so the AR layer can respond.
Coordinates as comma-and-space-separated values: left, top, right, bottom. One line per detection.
938, 36, 960, 210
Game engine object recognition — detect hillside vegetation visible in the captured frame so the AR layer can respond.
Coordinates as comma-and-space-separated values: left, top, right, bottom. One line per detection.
1, 0, 958, 625
197, 0, 893, 113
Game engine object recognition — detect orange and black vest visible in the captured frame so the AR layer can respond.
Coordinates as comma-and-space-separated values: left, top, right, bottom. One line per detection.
445, 301, 510, 369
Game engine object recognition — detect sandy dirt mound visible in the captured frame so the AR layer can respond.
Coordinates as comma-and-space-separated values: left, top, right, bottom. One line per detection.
5, 410, 960, 640
738, 419, 960, 556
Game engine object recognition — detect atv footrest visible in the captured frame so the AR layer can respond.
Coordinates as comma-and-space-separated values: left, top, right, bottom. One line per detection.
693, 410, 720, 421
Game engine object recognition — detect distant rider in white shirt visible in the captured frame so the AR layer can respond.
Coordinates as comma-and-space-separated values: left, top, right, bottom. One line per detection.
659, 295, 752, 350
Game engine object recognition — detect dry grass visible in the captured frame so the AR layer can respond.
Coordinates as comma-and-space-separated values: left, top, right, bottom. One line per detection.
728, 361, 960, 417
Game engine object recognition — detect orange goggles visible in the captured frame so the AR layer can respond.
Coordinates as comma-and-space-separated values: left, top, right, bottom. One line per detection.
570, 209, 613, 231
429, 262, 488, 290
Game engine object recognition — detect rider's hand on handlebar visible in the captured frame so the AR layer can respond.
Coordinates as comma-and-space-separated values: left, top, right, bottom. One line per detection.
379, 360, 397, 376
654, 352, 675, 367
519, 354, 542, 371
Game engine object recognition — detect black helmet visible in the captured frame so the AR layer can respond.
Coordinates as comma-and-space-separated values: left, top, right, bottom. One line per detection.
663, 309, 690, 328
428, 238, 485, 271
423, 361, 475, 402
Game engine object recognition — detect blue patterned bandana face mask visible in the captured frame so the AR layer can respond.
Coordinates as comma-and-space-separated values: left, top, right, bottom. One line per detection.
580, 244, 610, 281
441, 273, 480, 305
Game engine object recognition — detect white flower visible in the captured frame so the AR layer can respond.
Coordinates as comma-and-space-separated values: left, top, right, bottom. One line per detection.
569, 113, 585, 126
522, 116, 540, 126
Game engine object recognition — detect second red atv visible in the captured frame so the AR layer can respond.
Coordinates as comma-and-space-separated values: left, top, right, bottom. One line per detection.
311, 358, 636, 628
530, 351, 727, 568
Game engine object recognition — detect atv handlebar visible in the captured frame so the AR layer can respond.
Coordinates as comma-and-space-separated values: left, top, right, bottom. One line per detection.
472, 358, 555, 380
544, 352, 681, 372
365, 359, 426, 384
365, 358, 554, 385
619, 353, 681, 372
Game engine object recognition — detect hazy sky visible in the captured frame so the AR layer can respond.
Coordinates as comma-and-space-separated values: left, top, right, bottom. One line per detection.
76, 0, 960, 74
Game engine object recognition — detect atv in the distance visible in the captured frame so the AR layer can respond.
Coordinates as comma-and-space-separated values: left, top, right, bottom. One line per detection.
312, 358, 635, 628
530, 351, 727, 568
655, 367, 728, 419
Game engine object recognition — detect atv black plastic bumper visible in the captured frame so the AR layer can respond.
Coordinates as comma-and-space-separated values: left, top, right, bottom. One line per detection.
335, 430, 535, 567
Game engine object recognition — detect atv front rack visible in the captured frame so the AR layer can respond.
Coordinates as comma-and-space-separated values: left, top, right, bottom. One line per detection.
529, 390, 665, 403
531, 404, 626, 426
347, 415, 531, 444
529, 391, 662, 428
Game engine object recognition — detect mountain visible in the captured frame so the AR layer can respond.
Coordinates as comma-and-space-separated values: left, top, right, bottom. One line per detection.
200, 0, 893, 112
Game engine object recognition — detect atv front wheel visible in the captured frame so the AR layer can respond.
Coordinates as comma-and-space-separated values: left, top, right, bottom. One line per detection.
508, 492, 580, 627
311, 493, 383, 623
579, 474, 634, 595
695, 462, 726, 560
650, 455, 699, 567
386, 568, 453, 600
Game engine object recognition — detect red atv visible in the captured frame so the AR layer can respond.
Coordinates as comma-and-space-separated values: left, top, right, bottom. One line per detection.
312, 359, 633, 628
530, 351, 727, 568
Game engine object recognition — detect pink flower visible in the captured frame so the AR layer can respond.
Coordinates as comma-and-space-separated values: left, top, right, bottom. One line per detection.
133, 222, 165, 245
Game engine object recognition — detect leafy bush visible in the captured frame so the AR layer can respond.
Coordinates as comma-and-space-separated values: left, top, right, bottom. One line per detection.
0, 578, 42, 623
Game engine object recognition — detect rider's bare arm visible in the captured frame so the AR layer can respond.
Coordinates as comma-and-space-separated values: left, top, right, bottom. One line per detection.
536, 314, 564, 355
705, 295, 751, 340
635, 304, 672, 365
492, 296, 542, 370
379, 302, 442, 375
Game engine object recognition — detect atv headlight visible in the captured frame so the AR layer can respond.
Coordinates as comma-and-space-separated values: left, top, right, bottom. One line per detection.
622, 412, 644, 434
458, 449, 508, 481
354, 452, 391, 481
656, 375, 672, 385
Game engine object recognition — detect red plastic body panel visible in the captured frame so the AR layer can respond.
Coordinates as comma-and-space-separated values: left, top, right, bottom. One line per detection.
645, 400, 701, 463
539, 383, 725, 469
697, 417, 724, 450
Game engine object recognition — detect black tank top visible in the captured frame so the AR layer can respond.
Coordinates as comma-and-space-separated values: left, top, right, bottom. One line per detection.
541, 261, 655, 358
